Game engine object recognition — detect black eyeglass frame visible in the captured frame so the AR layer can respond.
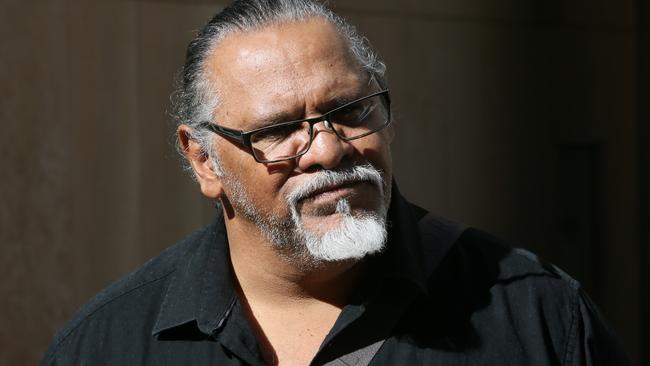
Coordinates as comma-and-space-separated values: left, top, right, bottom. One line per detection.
197, 89, 391, 163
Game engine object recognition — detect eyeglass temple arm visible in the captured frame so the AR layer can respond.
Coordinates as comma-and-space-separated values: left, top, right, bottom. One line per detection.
199, 122, 248, 145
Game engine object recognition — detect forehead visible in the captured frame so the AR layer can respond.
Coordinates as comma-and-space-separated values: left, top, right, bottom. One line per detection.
204, 18, 366, 127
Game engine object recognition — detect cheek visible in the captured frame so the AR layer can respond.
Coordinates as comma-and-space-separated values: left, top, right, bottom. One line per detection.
227, 153, 294, 209
352, 133, 393, 172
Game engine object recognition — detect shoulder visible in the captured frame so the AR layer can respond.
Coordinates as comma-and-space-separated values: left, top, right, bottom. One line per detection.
417, 223, 631, 364
430, 226, 582, 319
396, 199, 583, 312
452, 227, 578, 288
40, 225, 212, 364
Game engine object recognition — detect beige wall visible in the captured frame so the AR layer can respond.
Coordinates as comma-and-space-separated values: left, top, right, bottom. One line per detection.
0, 0, 640, 364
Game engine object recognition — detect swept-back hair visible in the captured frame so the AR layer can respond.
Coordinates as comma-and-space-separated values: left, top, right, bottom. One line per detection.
172, 0, 386, 175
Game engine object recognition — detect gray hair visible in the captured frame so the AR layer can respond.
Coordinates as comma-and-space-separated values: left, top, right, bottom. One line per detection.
172, 0, 387, 176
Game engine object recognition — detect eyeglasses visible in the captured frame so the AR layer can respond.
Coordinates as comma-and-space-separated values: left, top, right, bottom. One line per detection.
198, 90, 391, 163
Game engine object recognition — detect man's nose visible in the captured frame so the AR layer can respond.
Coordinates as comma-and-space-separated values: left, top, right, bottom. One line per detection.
296, 122, 353, 171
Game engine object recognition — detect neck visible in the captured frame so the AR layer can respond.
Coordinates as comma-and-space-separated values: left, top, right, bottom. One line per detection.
224, 211, 365, 308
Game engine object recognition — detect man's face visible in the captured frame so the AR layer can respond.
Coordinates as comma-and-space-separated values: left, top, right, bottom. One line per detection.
203, 18, 394, 264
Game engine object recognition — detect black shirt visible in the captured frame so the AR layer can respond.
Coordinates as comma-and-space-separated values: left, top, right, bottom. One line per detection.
40, 190, 631, 365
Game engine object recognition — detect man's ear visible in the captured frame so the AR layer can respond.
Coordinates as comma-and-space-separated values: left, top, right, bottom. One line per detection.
177, 124, 224, 199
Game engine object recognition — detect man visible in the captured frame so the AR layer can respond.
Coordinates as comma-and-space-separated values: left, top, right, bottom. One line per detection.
41, 0, 631, 365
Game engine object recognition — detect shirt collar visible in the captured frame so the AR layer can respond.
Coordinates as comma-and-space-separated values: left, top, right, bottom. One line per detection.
369, 182, 431, 294
152, 210, 237, 338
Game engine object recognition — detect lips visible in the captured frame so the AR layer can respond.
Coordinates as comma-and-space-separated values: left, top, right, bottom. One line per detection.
303, 181, 368, 200
305, 182, 360, 198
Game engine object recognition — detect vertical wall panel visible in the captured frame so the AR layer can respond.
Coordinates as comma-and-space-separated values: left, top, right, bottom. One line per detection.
637, 1, 649, 364
0, 0, 141, 364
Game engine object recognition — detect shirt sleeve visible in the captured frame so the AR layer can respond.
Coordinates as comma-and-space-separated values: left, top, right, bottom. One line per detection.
563, 288, 633, 366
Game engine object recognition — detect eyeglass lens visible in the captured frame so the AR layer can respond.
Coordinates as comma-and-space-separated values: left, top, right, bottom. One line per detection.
249, 94, 389, 162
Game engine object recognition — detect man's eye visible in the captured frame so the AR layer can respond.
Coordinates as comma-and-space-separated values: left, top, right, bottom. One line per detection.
332, 103, 375, 126
253, 124, 300, 143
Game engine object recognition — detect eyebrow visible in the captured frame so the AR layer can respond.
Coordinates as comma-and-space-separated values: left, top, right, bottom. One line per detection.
248, 110, 301, 130
246, 80, 375, 130
328, 94, 357, 108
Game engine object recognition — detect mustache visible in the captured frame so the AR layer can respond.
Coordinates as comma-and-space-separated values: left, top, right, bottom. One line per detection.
286, 164, 384, 207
